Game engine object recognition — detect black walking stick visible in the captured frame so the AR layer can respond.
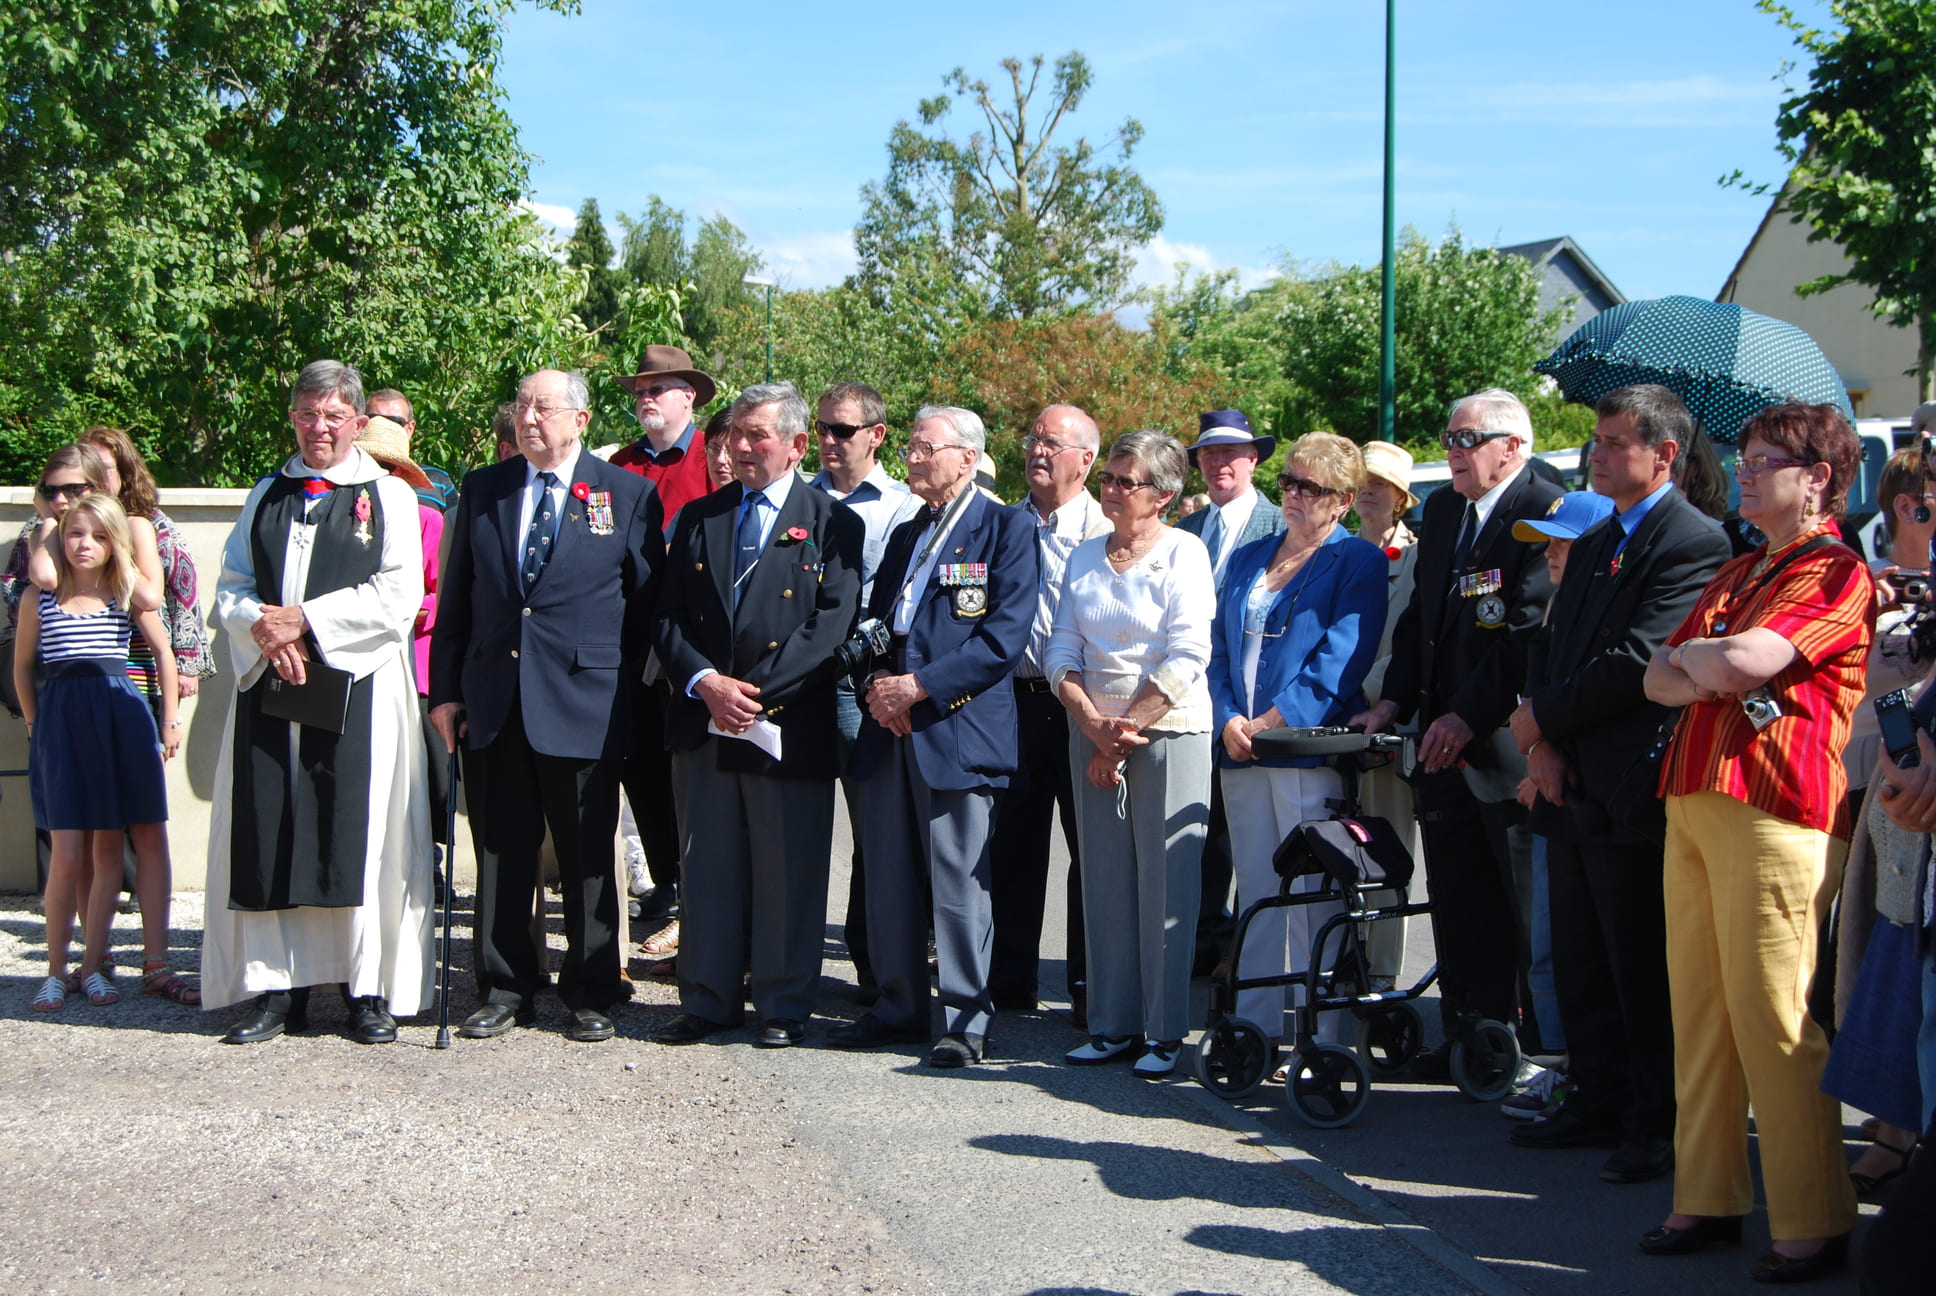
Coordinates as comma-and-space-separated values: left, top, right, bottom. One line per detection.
435, 746, 459, 1049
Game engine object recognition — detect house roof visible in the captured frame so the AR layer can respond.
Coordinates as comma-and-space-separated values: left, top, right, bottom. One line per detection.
1498, 236, 1626, 307
1717, 192, 1787, 302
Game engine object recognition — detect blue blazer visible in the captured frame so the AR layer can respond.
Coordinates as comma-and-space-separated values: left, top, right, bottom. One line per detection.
1178, 489, 1285, 578
1207, 525, 1388, 769
430, 453, 664, 761
847, 491, 1038, 791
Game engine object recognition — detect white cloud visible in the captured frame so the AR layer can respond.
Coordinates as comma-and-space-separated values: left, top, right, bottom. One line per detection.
520, 199, 578, 237
1132, 235, 1280, 293
760, 230, 859, 291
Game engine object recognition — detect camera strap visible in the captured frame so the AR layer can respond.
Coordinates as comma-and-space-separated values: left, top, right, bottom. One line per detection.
1711, 533, 1842, 634
895, 486, 977, 620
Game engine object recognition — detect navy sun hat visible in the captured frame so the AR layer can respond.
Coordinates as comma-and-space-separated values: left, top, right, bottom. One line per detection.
1189, 409, 1276, 463
1513, 490, 1616, 542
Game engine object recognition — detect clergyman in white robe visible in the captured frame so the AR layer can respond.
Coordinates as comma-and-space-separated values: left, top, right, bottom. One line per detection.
201, 446, 434, 1014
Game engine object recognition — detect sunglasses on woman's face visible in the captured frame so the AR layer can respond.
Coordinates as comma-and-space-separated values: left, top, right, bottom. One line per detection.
37, 482, 89, 502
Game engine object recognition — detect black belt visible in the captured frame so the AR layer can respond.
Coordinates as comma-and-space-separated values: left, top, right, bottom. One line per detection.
1014, 675, 1054, 694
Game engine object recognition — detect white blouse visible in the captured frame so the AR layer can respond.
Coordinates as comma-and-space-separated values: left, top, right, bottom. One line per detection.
1044, 527, 1215, 733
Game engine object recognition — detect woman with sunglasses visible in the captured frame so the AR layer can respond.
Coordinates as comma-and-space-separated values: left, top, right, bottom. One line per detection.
1206, 433, 1387, 1064
4, 448, 115, 716
1642, 403, 1868, 1282
1047, 429, 1215, 1078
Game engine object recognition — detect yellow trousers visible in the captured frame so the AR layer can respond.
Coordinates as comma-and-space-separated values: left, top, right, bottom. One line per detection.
1662, 791, 1858, 1240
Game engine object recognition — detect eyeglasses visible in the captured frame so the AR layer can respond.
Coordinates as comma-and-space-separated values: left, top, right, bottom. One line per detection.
1736, 454, 1810, 477
896, 441, 969, 462
37, 482, 90, 502
513, 400, 583, 421
1439, 427, 1513, 452
1096, 470, 1155, 493
636, 382, 692, 400
1278, 473, 1341, 500
815, 420, 880, 440
291, 409, 357, 431
1022, 434, 1082, 456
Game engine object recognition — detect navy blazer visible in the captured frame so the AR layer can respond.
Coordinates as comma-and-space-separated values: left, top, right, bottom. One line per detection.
1207, 525, 1389, 768
847, 492, 1038, 791
429, 452, 663, 761
654, 476, 864, 779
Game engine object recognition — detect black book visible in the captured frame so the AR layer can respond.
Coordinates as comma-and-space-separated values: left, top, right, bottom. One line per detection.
259, 662, 354, 734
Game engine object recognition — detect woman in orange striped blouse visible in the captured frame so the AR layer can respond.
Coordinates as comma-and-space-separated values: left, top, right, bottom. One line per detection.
1640, 404, 1870, 1284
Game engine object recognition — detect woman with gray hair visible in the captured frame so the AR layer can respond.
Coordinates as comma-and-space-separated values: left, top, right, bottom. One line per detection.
1046, 429, 1216, 1077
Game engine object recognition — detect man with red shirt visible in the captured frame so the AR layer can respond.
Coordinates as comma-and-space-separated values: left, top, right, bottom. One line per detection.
610, 345, 720, 935
610, 345, 719, 529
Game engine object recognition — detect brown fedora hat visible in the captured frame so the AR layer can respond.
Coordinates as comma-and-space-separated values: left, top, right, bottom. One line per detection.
615, 344, 717, 406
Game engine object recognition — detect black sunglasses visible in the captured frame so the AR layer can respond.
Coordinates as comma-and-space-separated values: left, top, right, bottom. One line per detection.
1278, 473, 1340, 500
37, 482, 90, 502
814, 420, 879, 440
1439, 427, 1513, 452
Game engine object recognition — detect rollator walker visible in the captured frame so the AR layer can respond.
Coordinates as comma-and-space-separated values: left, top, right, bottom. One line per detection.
1190, 726, 1523, 1127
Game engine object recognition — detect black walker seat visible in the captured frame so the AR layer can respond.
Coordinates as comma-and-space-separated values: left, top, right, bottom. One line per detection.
1190, 726, 1522, 1127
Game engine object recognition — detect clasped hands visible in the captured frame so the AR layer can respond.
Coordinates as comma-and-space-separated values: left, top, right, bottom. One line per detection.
252, 604, 311, 685
863, 671, 928, 737
1081, 713, 1147, 788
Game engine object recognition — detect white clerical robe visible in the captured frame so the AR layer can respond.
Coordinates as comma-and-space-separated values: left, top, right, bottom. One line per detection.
201, 447, 434, 1014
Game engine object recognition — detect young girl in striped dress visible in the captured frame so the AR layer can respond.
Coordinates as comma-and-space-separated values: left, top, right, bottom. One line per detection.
14, 493, 180, 1011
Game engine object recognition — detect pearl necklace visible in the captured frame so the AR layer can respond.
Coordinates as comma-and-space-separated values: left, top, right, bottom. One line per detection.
1107, 527, 1162, 567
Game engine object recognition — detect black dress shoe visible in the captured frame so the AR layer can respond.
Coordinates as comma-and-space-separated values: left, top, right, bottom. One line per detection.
991, 991, 1038, 1013
655, 1012, 729, 1044
1749, 1233, 1849, 1284
1510, 1106, 1623, 1149
927, 1032, 983, 1068
1600, 1136, 1674, 1183
758, 1018, 806, 1048
1408, 1040, 1454, 1083
458, 1001, 534, 1039
566, 1006, 616, 1042
346, 996, 397, 1045
638, 883, 679, 921
221, 990, 309, 1044
826, 1013, 928, 1050
1639, 1214, 1746, 1256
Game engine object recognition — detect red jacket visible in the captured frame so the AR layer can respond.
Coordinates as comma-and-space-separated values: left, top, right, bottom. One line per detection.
610, 426, 712, 529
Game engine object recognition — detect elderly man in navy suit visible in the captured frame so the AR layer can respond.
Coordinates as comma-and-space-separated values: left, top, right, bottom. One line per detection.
828, 405, 1038, 1068
1176, 409, 1285, 972
430, 368, 664, 1044
652, 382, 865, 1048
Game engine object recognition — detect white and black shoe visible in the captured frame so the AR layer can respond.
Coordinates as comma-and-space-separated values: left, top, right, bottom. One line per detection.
1065, 1034, 1137, 1066
1132, 1041, 1180, 1078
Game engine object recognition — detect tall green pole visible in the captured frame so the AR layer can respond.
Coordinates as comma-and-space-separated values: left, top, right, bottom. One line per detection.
1377, 0, 1397, 443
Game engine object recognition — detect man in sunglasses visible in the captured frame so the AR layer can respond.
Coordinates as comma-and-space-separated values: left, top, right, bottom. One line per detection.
808, 382, 923, 1002
1355, 388, 1563, 1079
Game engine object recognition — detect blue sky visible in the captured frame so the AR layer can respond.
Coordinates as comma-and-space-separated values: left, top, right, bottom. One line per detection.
499, 0, 1825, 305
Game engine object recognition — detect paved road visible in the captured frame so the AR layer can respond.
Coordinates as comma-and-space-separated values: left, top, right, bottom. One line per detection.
0, 794, 1876, 1294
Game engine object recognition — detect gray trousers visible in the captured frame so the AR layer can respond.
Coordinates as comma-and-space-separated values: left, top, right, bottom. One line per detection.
671, 746, 834, 1026
1070, 728, 1210, 1044
855, 735, 999, 1039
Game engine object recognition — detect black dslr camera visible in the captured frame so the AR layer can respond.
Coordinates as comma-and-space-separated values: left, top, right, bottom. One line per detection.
833, 617, 893, 683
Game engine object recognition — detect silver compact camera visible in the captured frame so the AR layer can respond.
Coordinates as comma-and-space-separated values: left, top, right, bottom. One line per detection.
1740, 687, 1784, 732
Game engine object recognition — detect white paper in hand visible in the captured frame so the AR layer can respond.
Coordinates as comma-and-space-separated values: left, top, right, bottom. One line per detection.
708, 715, 784, 761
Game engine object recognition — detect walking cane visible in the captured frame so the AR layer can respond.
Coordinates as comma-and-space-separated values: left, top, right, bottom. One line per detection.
435, 746, 459, 1049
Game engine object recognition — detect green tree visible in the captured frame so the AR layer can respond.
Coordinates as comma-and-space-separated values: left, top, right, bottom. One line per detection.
567, 196, 621, 336
855, 52, 1164, 323
1727, 0, 1936, 401
617, 197, 690, 289
611, 198, 760, 363
1271, 227, 1562, 445
0, 0, 589, 483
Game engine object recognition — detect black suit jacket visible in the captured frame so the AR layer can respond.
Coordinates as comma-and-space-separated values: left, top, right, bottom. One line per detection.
654, 476, 864, 779
1383, 465, 1564, 799
1527, 487, 1732, 843
429, 452, 663, 761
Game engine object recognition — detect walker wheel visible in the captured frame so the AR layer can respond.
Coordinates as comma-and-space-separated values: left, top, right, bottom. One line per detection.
1354, 1000, 1425, 1078
1191, 1016, 1271, 1100
1281, 1043, 1372, 1128
1450, 1017, 1522, 1102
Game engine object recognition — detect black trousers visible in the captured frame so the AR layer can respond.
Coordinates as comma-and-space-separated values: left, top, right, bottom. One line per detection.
1196, 772, 1235, 966
988, 682, 1084, 999
619, 681, 681, 893
465, 700, 626, 1012
1415, 769, 1543, 1044
1546, 835, 1675, 1138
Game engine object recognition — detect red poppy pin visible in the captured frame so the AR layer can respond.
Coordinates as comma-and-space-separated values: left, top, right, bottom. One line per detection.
572, 481, 590, 501
1385, 546, 1402, 561
786, 526, 810, 542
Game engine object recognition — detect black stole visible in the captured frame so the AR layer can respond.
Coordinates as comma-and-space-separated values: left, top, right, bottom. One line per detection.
228, 474, 386, 912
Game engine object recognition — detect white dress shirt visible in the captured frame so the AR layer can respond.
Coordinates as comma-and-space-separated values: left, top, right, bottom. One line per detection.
517, 441, 584, 543
1019, 489, 1109, 677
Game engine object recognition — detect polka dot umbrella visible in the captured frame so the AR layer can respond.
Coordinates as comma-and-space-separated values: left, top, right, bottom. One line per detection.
1534, 295, 1854, 444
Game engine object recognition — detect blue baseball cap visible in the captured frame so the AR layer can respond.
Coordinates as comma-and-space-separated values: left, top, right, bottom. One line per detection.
1513, 490, 1616, 542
